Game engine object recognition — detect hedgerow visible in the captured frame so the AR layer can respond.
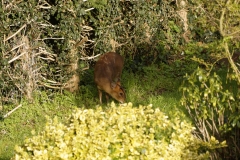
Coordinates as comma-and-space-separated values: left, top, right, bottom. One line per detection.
13, 102, 225, 159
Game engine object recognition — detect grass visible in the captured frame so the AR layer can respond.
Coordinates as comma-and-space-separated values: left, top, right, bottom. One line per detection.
0, 64, 186, 159
0, 92, 78, 160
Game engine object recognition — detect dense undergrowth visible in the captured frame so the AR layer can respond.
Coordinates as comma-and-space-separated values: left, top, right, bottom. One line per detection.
0, 64, 185, 160
0, 0, 239, 159
14, 102, 223, 159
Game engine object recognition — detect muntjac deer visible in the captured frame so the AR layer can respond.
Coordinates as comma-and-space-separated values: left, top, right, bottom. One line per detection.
94, 52, 126, 104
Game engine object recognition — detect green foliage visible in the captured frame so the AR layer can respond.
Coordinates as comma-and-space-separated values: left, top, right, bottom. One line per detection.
0, 64, 226, 159
183, 2, 240, 158
0, 92, 77, 159
14, 102, 225, 159
89, 0, 184, 65
1, 64, 183, 159
0, 0, 188, 104
187, 0, 239, 58
121, 65, 182, 108
180, 67, 240, 158
181, 68, 233, 122
0, 0, 94, 103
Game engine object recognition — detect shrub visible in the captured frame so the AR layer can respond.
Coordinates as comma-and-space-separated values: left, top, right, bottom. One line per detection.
1, 0, 95, 103
14, 102, 224, 159
180, 67, 239, 159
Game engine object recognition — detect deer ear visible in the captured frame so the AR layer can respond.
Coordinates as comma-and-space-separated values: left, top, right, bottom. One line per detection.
113, 77, 120, 83
111, 82, 116, 88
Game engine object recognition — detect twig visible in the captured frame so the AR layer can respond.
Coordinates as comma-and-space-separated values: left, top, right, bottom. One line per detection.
32, 66, 43, 74
4, 24, 27, 42
219, 0, 240, 37
3, 104, 22, 118
6, 71, 24, 94
34, 47, 57, 57
211, 107, 219, 135
7, 43, 25, 54
39, 83, 62, 89
202, 119, 211, 141
38, 81, 65, 89
38, 2, 51, 9
37, 37, 64, 41
80, 54, 101, 60
81, 66, 89, 71
38, 5, 51, 9
225, 43, 240, 83
85, 8, 94, 12
82, 25, 94, 31
74, 37, 88, 49
46, 79, 60, 84
219, 0, 231, 36
38, 23, 57, 28
39, 56, 55, 61
8, 51, 27, 64
231, 136, 240, 153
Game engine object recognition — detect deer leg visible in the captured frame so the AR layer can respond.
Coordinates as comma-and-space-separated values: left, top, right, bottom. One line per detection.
105, 94, 109, 103
98, 89, 102, 104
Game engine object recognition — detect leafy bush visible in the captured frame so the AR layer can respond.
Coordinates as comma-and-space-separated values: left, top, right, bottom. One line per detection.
180, 0, 240, 158
0, 0, 188, 105
181, 68, 233, 135
0, 0, 95, 103
14, 102, 225, 159
89, 0, 185, 67
180, 68, 240, 159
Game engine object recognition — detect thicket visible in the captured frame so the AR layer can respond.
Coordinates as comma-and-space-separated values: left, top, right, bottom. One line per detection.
13, 103, 225, 159
0, 0, 186, 106
0, 0, 96, 106
180, 0, 240, 159
1, 0, 240, 159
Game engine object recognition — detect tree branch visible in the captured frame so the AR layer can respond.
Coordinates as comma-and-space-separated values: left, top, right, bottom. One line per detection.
224, 42, 240, 83
4, 24, 27, 42
3, 104, 22, 118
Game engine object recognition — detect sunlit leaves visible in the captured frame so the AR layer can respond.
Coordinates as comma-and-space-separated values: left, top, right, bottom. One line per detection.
180, 67, 239, 143
13, 102, 220, 159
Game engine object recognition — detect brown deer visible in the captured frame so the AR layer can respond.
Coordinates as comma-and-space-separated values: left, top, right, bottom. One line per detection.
94, 52, 126, 104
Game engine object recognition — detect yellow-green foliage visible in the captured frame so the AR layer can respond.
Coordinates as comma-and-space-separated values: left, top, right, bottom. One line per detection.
14, 103, 223, 159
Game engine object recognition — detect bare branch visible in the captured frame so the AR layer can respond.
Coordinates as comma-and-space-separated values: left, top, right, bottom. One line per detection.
225, 42, 240, 83
32, 66, 43, 74
39, 56, 55, 61
85, 8, 94, 12
3, 104, 22, 118
4, 24, 27, 42
80, 54, 101, 60
38, 23, 57, 28
8, 51, 27, 64
6, 43, 25, 55
219, 0, 231, 36
7, 71, 24, 94
37, 37, 64, 41
38, 82, 63, 89
74, 37, 88, 48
